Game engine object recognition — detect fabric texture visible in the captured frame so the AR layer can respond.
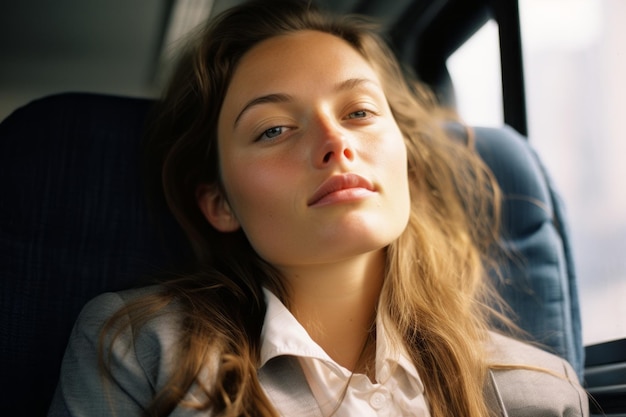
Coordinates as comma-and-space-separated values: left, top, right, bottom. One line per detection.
446, 122, 584, 379
0, 93, 193, 417
474, 125, 584, 378
48, 287, 588, 416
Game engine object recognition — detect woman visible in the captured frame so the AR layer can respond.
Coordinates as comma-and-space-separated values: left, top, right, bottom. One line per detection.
48, 1, 587, 416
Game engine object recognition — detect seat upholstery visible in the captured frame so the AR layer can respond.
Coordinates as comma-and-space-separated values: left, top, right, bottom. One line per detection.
460, 124, 583, 376
0, 93, 192, 416
0, 93, 583, 416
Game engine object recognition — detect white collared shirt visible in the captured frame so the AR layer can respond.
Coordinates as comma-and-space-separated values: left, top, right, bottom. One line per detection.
260, 289, 431, 417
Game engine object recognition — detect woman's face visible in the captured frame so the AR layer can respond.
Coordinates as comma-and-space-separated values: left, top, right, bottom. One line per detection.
201, 30, 410, 271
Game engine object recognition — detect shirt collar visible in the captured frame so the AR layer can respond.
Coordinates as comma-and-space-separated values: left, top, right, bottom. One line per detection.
259, 288, 332, 367
259, 287, 425, 394
375, 313, 425, 393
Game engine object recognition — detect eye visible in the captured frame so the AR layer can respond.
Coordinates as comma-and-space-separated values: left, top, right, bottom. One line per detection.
346, 110, 370, 119
258, 126, 287, 141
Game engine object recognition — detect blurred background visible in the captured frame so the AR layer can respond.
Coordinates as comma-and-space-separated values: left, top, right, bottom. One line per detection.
1, 0, 624, 345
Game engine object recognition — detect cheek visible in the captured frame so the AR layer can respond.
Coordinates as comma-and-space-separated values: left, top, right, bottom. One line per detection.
383, 128, 411, 212
378, 124, 409, 180
220, 158, 303, 264
222, 162, 267, 213
390, 135, 408, 172
221, 155, 298, 229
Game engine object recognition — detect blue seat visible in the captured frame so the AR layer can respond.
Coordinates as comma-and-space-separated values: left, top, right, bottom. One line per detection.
0, 93, 583, 416
446, 123, 583, 377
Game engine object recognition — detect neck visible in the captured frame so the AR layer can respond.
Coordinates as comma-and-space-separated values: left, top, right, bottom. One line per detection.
278, 249, 385, 371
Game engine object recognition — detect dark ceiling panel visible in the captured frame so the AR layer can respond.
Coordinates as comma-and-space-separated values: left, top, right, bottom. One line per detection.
0, 0, 491, 120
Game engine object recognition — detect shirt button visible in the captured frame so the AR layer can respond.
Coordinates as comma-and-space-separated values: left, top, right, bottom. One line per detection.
369, 391, 387, 410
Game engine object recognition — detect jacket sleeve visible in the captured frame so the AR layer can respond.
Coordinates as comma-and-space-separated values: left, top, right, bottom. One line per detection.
488, 332, 589, 417
47, 291, 161, 417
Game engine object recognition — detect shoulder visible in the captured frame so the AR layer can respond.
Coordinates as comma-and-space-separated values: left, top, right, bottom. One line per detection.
487, 331, 574, 372
76, 286, 182, 347
486, 332, 589, 417
52, 286, 218, 416
68, 286, 186, 392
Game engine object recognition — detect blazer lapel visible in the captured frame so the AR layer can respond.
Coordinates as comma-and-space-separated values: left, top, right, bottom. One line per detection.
258, 356, 323, 417
485, 370, 509, 417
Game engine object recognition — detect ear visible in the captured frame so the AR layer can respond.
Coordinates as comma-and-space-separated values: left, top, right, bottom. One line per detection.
196, 183, 240, 232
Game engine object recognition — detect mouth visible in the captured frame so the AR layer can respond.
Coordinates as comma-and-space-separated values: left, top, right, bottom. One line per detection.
307, 173, 376, 207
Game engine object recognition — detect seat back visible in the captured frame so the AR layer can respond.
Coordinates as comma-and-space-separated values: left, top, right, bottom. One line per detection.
449, 124, 583, 377
0, 93, 192, 416
0, 93, 583, 416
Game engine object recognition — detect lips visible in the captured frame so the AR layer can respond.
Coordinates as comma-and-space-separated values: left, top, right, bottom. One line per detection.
307, 173, 376, 207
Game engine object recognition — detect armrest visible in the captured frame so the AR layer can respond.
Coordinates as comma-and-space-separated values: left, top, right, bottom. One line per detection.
585, 338, 626, 415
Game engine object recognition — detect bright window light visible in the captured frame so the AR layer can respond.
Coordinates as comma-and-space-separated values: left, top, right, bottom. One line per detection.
447, 20, 503, 127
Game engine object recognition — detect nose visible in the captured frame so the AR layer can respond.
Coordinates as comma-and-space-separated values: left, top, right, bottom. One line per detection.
312, 114, 355, 168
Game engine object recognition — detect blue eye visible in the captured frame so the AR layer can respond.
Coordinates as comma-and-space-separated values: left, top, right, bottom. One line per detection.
347, 110, 369, 119
259, 126, 284, 141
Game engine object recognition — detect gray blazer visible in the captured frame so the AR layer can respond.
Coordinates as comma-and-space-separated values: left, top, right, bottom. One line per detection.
48, 288, 588, 416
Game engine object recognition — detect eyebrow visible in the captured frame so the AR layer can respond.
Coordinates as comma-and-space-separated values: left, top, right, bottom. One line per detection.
233, 77, 379, 128
234, 93, 293, 128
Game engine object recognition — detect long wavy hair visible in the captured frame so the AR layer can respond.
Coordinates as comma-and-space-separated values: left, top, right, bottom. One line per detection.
103, 1, 507, 416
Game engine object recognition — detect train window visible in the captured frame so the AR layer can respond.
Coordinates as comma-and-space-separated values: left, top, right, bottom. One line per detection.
520, 0, 626, 345
447, 19, 503, 127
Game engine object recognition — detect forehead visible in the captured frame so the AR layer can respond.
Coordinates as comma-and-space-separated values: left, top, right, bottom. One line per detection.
222, 30, 381, 107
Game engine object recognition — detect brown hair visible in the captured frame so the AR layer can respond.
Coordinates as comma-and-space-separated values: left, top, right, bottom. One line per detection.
105, 1, 505, 415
